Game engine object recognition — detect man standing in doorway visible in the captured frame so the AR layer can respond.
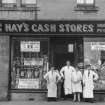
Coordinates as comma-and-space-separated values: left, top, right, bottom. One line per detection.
60, 60, 75, 98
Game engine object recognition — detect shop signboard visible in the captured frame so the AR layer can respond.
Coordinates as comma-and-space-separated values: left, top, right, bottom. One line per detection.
18, 78, 39, 89
20, 41, 40, 52
0, 20, 105, 35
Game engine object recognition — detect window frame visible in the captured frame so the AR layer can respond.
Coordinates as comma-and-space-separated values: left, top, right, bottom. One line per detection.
21, 0, 37, 7
1, 0, 16, 7
11, 37, 49, 90
0, 0, 37, 8
2, 0, 17, 4
77, 0, 95, 7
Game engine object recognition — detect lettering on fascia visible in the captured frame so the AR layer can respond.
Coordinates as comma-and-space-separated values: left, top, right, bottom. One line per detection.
97, 24, 105, 33
59, 24, 94, 33
5, 23, 30, 32
31, 24, 57, 32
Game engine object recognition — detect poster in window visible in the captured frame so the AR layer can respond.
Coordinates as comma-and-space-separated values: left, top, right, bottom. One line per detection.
18, 78, 39, 89
20, 41, 40, 52
91, 42, 105, 51
24, 58, 43, 66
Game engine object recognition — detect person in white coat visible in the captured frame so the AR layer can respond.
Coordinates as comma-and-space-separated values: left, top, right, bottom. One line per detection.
71, 66, 82, 102
60, 61, 75, 97
44, 66, 61, 101
83, 64, 98, 103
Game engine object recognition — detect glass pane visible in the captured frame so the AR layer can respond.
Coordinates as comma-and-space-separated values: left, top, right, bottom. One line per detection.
84, 38, 105, 90
77, 0, 84, 4
11, 38, 49, 89
22, 0, 36, 4
86, 0, 94, 4
2, 0, 16, 3
77, 0, 94, 5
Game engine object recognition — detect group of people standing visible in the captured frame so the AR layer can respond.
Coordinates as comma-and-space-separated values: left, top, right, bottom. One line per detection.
44, 60, 98, 103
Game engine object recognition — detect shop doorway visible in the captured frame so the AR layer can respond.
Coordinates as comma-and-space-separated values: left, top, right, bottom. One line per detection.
51, 36, 83, 99
52, 36, 84, 69
55, 49, 75, 70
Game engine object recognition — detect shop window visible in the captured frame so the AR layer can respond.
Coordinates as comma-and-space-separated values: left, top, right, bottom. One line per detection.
84, 38, 105, 90
11, 37, 49, 90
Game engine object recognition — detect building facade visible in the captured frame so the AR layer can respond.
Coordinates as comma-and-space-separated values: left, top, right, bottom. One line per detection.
0, 0, 105, 101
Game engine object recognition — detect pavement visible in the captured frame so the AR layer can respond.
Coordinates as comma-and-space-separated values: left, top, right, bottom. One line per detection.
0, 101, 105, 105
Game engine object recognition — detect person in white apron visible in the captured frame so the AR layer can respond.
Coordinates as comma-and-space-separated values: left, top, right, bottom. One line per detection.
44, 66, 61, 101
71, 66, 82, 102
60, 61, 75, 98
83, 64, 98, 103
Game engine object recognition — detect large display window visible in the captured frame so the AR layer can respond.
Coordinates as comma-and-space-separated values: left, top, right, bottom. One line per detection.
11, 37, 49, 90
84, 37, 105, 90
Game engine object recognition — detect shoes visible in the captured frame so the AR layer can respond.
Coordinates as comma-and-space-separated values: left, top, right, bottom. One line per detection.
90, 101, 94, 103
73, 99, 76, 102
73, 99, 81, 102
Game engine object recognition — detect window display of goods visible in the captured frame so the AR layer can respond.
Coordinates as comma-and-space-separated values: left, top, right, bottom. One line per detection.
94, 80, 105, 90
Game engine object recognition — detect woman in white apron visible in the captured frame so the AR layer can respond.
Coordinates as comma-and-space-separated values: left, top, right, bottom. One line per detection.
71, 66, 82, 102
44, 66, 61, 101
83, 64, 98, 103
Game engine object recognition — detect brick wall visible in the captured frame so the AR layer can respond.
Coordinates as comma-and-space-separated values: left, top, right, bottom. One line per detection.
0, 36, 9, 100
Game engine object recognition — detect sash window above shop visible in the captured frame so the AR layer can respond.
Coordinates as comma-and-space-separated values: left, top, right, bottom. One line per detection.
22, 0, 36, 5
2, 0, 16, 3
75, 0, 98, 12
1, 0, 16, 7
77, 0, 95, 6
0, 0, 37, 7
21, 0, 37, 7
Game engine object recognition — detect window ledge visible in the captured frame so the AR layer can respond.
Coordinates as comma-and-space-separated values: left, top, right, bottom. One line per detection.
94, 90, 105, 94
74, 5, 99, 12
10, 89, 47, 93
0, 6, 39, 11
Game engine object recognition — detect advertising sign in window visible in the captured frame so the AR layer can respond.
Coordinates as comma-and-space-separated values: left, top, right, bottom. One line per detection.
18, 79, 39, 89
91, 42, 105, 51
20, 41, 40, 52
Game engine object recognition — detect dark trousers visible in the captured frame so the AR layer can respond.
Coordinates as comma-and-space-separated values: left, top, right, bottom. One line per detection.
61, 82, 65, 98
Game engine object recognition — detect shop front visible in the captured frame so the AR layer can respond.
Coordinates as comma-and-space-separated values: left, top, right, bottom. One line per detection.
10, 35, 83, 100
0, 20, 105, 101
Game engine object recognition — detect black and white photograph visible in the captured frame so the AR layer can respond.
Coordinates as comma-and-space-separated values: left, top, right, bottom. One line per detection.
0, 0, 105, 105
